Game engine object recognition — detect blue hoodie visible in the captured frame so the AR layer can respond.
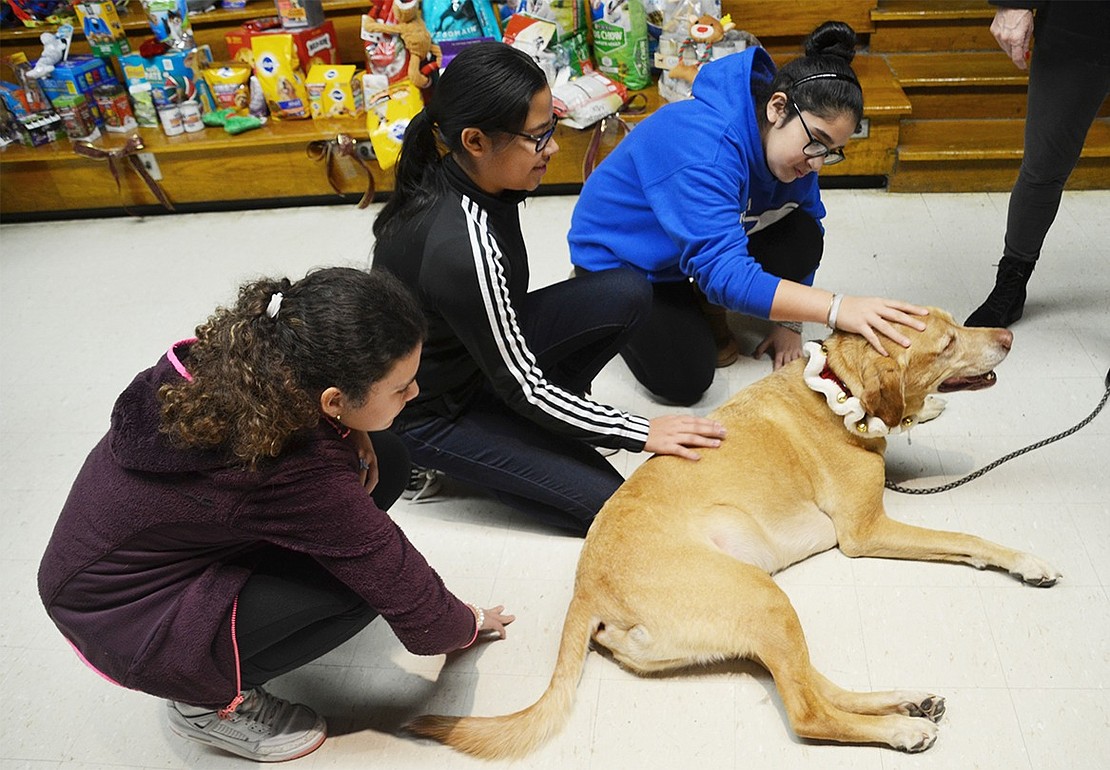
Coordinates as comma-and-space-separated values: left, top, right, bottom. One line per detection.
568, 47, 825, 319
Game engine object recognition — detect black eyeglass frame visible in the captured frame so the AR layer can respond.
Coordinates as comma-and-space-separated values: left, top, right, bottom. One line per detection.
789, 99, 846, 166
505, 115, 559, 153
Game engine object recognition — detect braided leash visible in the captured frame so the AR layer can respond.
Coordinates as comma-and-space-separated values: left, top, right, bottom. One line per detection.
886, 372, 1110, 495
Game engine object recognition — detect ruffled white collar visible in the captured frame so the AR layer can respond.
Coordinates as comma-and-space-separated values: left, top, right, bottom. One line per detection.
802, 341, 907, 438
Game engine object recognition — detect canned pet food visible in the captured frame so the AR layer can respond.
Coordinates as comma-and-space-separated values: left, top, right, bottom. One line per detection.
179, 100, 204, 132
157, 105, 185, 136
93, 84, 138, 133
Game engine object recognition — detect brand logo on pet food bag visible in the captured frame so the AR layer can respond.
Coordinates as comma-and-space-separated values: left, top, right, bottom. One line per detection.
593, 21, 625, 52
329, 87, 344, 103
258, 53, 279, 76
306, 33, 333, 58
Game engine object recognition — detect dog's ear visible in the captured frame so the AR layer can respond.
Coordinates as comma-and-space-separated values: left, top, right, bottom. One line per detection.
857, 356, 906, 429
826, 334, 906, 429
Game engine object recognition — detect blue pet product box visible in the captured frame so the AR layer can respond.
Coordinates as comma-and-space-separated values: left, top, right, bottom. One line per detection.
36, 55, 119, 126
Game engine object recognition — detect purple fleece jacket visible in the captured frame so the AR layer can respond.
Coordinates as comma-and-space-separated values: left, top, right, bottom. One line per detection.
37, 343, 476, 710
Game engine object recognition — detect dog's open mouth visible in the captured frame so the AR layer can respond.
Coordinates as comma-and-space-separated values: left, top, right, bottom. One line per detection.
938, 370, 998, 392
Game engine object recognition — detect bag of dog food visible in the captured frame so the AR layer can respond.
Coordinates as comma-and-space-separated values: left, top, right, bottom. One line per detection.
201, 63, 252, 115
422, 0, 500, 44
589, 0, 650, 90
251, 35, 310, 119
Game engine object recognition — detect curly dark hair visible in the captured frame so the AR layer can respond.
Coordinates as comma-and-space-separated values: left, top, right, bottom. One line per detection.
159, 267, 426, 467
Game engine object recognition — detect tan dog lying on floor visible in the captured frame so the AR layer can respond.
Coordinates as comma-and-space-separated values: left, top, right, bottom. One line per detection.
409, 308, 1061, 758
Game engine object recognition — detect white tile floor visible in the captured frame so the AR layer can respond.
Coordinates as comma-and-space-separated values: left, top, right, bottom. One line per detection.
1, 189, 1108, 770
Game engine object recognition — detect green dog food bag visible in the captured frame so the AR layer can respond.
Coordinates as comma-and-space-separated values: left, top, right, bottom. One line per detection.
589, 0, 650, 90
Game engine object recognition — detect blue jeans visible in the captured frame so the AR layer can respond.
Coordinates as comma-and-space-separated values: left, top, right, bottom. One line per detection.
396, 268, 652, 536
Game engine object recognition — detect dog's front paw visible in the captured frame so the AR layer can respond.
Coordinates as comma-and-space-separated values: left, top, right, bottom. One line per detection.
915, 395, 947, 424
1011, 553, 1061, 587
890, 717, 939, 753
903, 695, 945, 724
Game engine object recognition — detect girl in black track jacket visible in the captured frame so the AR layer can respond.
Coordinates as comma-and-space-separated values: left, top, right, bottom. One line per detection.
373, 43, 727, 535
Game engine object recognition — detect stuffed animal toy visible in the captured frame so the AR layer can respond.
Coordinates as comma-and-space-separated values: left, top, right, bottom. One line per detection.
27, 31, 68, 79
362, 0, 442, 89
668, 13, 734, 84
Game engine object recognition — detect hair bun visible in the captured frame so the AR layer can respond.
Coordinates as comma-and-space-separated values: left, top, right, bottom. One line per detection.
804, 20, 857, 63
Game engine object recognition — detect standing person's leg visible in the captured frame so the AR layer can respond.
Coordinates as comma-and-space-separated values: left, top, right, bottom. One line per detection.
967, 47, 1110, 327
397, 389, 624, 536
620, 279, 717, 406
517, 267, 651, 394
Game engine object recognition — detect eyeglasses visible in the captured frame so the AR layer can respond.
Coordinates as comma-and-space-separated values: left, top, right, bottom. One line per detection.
790, 99, 846, 166
506, 115, 559, 153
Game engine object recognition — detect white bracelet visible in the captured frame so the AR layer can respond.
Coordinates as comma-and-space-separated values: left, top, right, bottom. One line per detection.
464, 603, 485, 647
826, 293, 844, 330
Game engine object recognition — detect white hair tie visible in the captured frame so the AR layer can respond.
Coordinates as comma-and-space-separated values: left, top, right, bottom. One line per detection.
266, 292, 284, 319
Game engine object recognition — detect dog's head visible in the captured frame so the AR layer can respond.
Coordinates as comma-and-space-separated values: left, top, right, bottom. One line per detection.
823, 307, 1012, 429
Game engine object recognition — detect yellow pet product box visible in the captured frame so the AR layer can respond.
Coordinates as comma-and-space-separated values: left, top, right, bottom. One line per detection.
306, 64, 363, 118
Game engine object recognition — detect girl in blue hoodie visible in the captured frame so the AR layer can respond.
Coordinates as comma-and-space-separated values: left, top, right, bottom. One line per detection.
570, 22, 928, 405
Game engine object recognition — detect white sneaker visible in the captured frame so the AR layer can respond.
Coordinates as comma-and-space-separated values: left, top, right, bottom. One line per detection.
402, 466, 443, 503
167, 687, 326, 762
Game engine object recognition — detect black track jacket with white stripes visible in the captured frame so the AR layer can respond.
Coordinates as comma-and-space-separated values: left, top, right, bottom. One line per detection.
373, 157, 651, 451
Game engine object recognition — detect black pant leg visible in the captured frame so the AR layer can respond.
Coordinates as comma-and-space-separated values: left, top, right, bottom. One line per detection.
236, 551, 377, 689
1004, 44, 1110, 264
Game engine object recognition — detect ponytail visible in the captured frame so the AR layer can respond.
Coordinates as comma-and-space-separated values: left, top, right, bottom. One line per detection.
373, 108, 448, 240
159, 267, 426, 467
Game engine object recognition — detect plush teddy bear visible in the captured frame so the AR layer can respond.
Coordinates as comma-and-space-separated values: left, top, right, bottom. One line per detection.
667, 13, 736, 85
362, 0, 442, 89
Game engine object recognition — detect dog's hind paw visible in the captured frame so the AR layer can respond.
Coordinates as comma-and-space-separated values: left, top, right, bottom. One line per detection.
1011, 554, 1061, 587
891, 718, 938, 753
904, 695, 945, 724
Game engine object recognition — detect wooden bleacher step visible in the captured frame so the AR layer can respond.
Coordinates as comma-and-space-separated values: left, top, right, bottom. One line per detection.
890, 118, 1110, 193
870, 0, 996, 53
883, 51, 1029, 120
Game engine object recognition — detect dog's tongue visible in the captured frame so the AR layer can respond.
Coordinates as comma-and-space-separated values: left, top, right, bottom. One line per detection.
938, 371, 998, 392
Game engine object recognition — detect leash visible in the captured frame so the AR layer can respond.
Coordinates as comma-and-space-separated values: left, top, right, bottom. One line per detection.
885, 367, 1110, 495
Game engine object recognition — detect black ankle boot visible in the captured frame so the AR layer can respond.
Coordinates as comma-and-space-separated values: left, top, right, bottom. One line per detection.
965, 257, 1035, 328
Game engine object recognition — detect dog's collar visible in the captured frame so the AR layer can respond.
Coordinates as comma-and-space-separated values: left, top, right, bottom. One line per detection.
802, 341, 906, 438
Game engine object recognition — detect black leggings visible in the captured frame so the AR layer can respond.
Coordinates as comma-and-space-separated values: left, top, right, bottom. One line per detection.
619, 208, 824, 406
234, 430, 409, 689
1004, 40, 1110, 265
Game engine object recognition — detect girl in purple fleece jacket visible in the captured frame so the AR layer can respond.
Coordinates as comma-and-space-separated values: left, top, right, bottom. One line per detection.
37, 267, 514, 763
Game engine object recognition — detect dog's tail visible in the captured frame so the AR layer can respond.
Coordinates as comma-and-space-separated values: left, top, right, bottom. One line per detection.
406, 593, 597, 759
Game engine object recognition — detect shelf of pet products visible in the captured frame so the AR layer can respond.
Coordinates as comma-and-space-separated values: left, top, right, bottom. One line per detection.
0, 0, 908, 218
0, 1, 372, 64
